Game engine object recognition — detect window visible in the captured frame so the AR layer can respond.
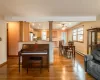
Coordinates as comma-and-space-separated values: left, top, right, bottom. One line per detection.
78, 28, 83, 41
72, 29, 77, 41
42, 31, 47, 40
72, 27, 84, 42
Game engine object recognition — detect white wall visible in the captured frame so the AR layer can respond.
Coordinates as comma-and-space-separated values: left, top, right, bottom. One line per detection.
0, 20, 7, 64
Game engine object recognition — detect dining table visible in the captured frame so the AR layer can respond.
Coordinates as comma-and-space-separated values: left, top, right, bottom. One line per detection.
62, 44, 75, 60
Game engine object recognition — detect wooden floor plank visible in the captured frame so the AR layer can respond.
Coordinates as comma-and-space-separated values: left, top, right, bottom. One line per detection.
0, 48, 95, 80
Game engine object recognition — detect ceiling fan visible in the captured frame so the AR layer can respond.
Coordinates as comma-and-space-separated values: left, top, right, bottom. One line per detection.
61, 24, 67, 30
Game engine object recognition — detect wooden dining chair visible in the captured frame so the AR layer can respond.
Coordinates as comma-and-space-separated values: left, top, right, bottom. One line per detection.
68, 41, 74, 46
64, 46, 74, 59
59, 40, 64, 56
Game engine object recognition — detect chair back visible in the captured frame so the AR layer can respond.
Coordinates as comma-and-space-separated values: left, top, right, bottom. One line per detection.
68, 41, 74, 46
59, 40, 64, 49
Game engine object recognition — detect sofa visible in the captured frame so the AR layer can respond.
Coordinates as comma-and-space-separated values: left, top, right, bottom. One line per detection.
84, 45, 100, 80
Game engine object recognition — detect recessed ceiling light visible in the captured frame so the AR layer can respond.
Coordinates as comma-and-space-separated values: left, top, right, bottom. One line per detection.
32, 23, 35, 26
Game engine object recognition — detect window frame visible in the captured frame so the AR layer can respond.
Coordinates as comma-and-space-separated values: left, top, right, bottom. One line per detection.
72, 26, 84, 43
72, 29, 77, 41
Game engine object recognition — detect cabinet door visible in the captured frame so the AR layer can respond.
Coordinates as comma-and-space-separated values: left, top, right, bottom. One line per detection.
91, 31, 96, 45
88, 31, 91, 45
52, 31, 57, 38
88, 31, 96, 54
91, 31, 96, 51
97, 32, 100, 44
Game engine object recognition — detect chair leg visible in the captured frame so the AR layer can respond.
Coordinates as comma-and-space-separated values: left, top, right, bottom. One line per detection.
71, 52, 73, 59
59, 48, 62, 56
72, 53, 73, 59
27, 64, 28, 74
27, 62, 31, 74
40, 60, 42, 73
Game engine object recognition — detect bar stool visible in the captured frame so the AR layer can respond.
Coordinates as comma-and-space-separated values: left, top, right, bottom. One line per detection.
27, 57, 43, 73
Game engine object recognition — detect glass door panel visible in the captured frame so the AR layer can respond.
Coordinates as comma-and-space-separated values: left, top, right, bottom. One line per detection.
89, 32, 91, 45
91, 32, 95, 45
97, 32, 100, 44
89, 47, 91, 54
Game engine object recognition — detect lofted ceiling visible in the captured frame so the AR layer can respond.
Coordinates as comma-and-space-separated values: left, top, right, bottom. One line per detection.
0, 0, 99, 21
30, 22, 80, 29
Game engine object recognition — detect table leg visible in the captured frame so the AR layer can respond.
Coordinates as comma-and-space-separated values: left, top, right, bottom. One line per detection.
19, 56, 20, 72
74, 47, 75, 60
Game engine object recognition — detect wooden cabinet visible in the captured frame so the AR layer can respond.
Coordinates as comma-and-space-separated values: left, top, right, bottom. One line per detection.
47, 31, 57, 38
52, 31, 57, 38
87, 28, 100, 54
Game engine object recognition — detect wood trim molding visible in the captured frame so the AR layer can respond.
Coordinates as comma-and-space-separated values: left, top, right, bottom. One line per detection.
8, 55, 18, 57
0, 61, 7, 67
75, 50, 86, 56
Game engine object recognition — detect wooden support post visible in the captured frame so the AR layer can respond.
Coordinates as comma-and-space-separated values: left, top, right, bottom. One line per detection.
49, 21, 53, 42
19, 21, 24, 42
19, 21, 30, 42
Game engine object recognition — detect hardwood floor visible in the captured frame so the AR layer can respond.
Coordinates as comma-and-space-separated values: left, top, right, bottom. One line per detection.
0, 48, 95, 80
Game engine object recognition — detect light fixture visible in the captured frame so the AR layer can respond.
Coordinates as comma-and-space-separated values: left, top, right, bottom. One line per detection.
62, 24, 66, 30
62, 27, 66, 30
32, 23, 35, 26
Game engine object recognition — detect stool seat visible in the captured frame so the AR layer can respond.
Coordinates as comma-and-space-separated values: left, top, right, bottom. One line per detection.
29, 57, 42, 60
27, 57, 43, 73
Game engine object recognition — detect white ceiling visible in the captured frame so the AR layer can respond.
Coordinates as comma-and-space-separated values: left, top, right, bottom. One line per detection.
0, 0, 99, 21
30, 22, 80, 29
0, 0, 100, 16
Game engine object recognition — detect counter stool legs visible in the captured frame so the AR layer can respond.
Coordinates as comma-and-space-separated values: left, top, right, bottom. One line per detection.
40, 59, 43, 73
27, 58, 43, 74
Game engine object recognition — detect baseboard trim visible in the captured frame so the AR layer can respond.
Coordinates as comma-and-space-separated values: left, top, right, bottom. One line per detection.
75, 50, 86, 56
8, 55, 18, 57
0, 61, 7, 67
